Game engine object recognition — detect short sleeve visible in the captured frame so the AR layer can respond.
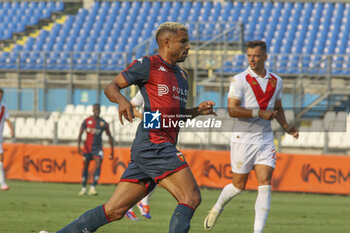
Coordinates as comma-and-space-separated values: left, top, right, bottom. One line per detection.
228, 76, 243, 100
121, 57, 150, 85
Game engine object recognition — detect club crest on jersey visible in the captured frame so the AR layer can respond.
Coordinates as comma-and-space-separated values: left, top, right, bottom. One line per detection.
176, 152, 186, 162
100, 122, 104, 127
158, 84, 169, 96
143, 110, 161, 129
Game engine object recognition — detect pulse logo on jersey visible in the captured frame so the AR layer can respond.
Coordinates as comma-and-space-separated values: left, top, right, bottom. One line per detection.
143, 110, 161, 129
158, 84, 169, 96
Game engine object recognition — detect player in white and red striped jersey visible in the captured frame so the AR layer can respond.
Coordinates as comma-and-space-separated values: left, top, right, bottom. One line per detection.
0, 88, 14, 191
204, 41, 299, 233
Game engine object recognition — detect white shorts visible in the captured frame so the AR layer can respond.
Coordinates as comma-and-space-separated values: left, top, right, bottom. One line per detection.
230, 141, 276, 174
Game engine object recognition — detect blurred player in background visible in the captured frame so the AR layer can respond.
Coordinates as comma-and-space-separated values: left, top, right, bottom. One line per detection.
77, 103, 114, 196
204, 41, 299, 233
40, 22, 216, 233
125, 90, 153, 220
0, 88, 14, 191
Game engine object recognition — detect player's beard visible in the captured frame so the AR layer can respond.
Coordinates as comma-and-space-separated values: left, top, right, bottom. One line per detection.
177, 51, 188, 63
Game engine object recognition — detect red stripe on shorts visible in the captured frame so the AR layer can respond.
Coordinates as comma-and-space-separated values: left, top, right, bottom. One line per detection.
154, 164, 188, 183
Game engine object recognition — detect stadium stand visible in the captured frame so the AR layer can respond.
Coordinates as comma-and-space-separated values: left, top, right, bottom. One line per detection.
0, 1, 350, 74
0, 1, 349, 153
0, 1, 64, 40
3, 103, 347, 152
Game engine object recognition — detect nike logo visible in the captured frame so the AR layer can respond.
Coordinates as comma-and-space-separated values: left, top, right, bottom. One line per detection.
204, 217, 211, 230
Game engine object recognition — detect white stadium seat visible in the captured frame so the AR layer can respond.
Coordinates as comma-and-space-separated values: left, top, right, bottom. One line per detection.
64, 104, 75, 114
75, 105, 86, 115
106, 105, 118, 116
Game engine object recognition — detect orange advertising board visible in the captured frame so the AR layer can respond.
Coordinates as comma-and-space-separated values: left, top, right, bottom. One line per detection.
3, 143, 350, 195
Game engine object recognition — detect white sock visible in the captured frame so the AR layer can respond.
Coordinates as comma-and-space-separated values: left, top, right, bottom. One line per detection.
141, 188, 154, 205
254, 185, 271, 233
141, 194, 149, 205
0, 162, 6, 185
214, 183, 242, 212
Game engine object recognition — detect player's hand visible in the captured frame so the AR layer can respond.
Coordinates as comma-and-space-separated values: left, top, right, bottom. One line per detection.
198, 101, 217, 116
258, 110, 278, 120
77, 148, 83, 155
118, 98, 134, 125
285, 125, 299, 139
109, 153, 114, 160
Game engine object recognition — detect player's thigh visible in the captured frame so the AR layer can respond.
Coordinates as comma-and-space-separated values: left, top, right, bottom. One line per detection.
158, 167, 201, 208
105, 181, 148, 219
231, 172, 249, 190
254, 143, 276, 185
254, 165, 274, 186
93, 156, 102, 166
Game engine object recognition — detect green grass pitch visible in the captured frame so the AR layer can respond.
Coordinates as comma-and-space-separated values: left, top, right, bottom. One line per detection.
0, 180, 349, 233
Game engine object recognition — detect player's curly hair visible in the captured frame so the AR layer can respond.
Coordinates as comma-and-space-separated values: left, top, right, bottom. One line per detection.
247, 40, 267, 52
155, 22, 188, 44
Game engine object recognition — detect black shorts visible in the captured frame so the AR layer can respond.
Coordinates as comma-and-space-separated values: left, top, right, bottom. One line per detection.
120, 142, 188, 188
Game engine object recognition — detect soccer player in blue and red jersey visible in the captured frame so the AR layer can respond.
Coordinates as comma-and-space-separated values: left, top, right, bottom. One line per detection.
77, 103, 114, 196
40, 22, 215, 233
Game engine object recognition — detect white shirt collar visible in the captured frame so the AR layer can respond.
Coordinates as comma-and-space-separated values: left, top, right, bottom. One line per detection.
248, 66, 271, 79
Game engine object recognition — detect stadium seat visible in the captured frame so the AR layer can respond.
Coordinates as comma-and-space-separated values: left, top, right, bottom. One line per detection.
75, 105, 86, 115
64, 104, 75, 114
2, 1, 349, 74
305, 132, 325, 148
106, 105, 118, 116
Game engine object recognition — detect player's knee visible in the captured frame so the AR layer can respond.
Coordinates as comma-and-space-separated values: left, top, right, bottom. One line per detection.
104, 205, 126, 221
257, 176, 272, 186
192, 192, 202, 209
232, 181, 246, 190
181, 191, 201, 209
106, 210, 124, 221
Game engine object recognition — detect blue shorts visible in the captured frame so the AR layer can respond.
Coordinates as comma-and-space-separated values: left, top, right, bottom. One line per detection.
83, 150, 103, 161
120, 142, 188, 188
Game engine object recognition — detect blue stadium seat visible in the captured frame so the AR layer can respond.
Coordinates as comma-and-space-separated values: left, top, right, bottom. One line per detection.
2, 1, 350, 73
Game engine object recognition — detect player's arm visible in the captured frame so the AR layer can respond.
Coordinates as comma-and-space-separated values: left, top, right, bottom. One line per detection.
5, 119, 14, 138
228, 98, 277, 120
105, 124, 114, 160
77, 125, 84, 155
185, 101, 217, 119
104, 74, 134, 125
274, 99, 299, 139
